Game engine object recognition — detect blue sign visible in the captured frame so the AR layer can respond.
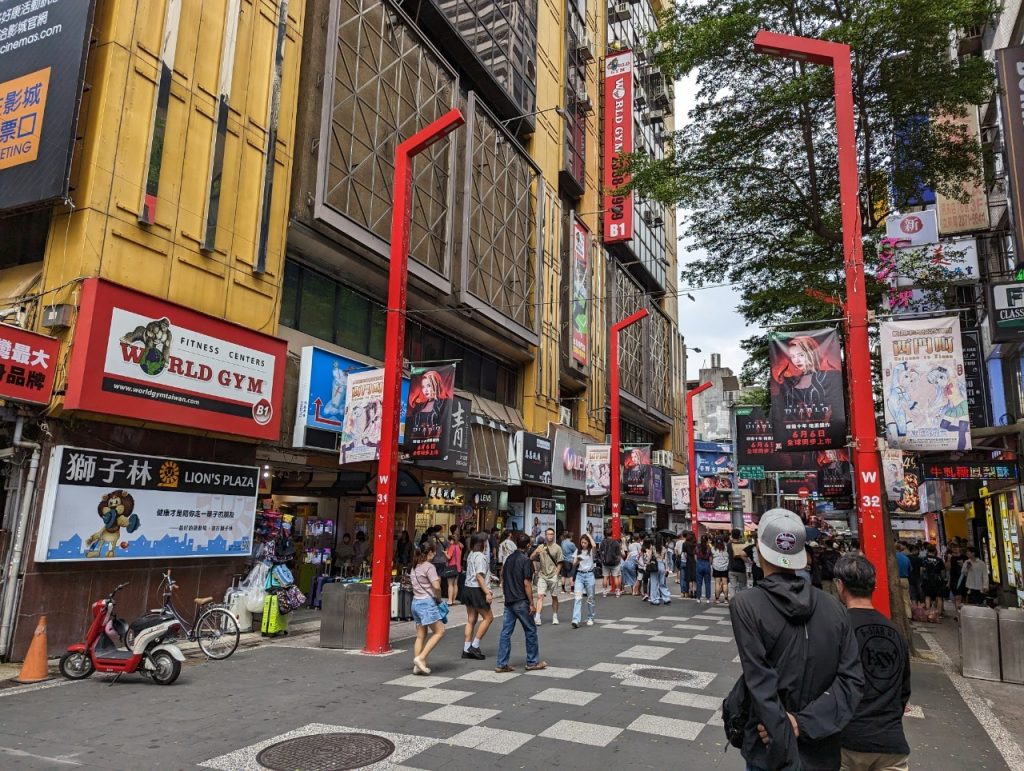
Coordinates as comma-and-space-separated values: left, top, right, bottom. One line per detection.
696, 451, 733, 477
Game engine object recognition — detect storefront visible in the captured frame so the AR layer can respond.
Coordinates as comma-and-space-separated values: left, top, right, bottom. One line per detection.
550, 426, 596, 536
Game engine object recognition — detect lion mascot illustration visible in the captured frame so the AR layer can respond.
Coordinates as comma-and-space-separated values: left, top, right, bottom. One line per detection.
85, 491, 141, 558
120, 317, 172, 376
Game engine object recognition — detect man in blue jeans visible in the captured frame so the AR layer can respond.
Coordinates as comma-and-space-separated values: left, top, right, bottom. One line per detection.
495, 532, 547, 672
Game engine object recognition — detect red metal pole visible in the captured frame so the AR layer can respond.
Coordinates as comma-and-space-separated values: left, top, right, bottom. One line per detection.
365, 109, 465, 654
686, 382, 713, 529
753, 31, 890, 616
609, 309, 648, 540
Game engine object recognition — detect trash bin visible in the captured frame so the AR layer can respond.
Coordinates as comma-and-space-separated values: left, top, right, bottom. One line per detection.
341, 583, 370, 650
999, 607, 1024, 684
319, 582, 346, 649
959, 605, 1000, 681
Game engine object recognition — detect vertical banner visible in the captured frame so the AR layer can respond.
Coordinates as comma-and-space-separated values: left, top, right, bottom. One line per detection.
405, 364, 456, 461
935, 108, 990, 235
670, 475, 690, 511
880, 316, 971, 451
997, 44, 1024, 268
585, 444, 610, 496
602, 50, 633, 244
571, 218, 590, 365
960, 327, 991, 429
768, 328, 847, 451
622, 445, 651, 497
340, 369, 384, 464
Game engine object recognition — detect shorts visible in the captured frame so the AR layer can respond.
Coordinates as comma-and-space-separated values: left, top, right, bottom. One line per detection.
713, 568, 729, 579
411, 598, 442, 626
951, 581, 967, 599
462, 586, 491, 610
923, 581, 944, 600
561, 561, 574, 578
536, 574, 559, 596
604, 563, 622, 578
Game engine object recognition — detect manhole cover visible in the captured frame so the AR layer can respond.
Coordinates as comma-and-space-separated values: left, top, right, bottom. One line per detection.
256, 733, 395, 770
633, 667, 698, 683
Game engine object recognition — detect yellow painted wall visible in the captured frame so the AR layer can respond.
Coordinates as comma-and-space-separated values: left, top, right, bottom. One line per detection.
38, 0, 304, 362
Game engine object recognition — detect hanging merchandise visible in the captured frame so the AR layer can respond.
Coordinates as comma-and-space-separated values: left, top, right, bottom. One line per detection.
880, 316, 971, 452
768, 328, 847, 451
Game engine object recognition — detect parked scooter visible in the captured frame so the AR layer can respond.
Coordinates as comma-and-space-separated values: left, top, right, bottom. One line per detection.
59, 581, 185, 685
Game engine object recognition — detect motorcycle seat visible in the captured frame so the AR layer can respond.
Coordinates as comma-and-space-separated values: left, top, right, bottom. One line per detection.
193, 596, 214, 605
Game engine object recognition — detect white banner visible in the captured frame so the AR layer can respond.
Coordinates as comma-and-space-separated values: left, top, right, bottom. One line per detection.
340, 368, 384, 464
670, 474, 690, 510
585, 444, 610, 496
881, 316, 971, 452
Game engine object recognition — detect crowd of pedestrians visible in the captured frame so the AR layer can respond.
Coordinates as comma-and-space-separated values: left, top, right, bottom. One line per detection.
894, 536, 993, 623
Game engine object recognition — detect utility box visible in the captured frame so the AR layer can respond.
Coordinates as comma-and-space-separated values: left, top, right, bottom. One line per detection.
960, 605, 1001, 682
319, 582, 346, 649
999, 607, 1024, 685
341, 583, 370, 650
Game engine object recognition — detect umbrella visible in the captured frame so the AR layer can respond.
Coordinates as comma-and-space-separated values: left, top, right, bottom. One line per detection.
658, 529, 678, 537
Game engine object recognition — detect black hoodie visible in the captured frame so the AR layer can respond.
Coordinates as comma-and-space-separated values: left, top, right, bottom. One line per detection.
729, 573, 864, 770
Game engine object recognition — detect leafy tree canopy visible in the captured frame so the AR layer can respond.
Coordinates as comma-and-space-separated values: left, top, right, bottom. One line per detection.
630, 0, 996, 384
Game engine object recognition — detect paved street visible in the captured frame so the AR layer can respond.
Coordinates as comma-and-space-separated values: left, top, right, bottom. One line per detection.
0, 594, 1019, 770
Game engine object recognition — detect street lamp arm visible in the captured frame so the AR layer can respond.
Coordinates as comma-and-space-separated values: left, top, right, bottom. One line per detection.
752, 30, 847, 66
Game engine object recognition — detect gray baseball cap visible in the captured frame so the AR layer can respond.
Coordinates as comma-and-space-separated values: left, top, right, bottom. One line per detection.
757, 509, 807, 570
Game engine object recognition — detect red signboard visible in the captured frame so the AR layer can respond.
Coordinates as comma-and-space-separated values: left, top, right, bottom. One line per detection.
64, 279, 286, 440
603, 50, 634, 244
0, 323, 59, 405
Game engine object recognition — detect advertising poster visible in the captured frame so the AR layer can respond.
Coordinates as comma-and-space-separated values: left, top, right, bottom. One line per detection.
881, 447, 905, 503
340, 369, 384, 464
521, 433, 553, 483
816, 450, 853, 505
768, 328, 847, 451
405, 364, 456, 462
735, 406, 817, 471
528, 497, 557, 541
935, 109, 990, 235
585, 444, 611, 496
880, 316, 971, 451
960, 328, 991, 429
670, 475, 689, 511
602, 50, 634, 243
35, 446, 257, 562
0, 322, 59, 405
622, 445, 651, 497
571, 218, 589, 366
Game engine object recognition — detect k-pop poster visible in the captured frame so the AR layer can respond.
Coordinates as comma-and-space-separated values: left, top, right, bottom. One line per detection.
769, 329, 847, 451
880, 317, 971, 452
622, 445, 651, 497
405, 364, 457, 461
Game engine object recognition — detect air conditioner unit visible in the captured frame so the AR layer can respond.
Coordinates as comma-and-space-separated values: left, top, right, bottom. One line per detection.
644, 109, 665, 124
609, 3, 632, 23
642, 210, 656, 226
634, 92, 647, 109
652, 450, 674, 468
652, 83, 670, 108
576, 36, 595, 63
576, 90, 594, 113
559, 406, 573, 425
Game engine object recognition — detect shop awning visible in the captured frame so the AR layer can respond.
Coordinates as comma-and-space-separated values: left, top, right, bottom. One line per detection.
468, 421, 511, 483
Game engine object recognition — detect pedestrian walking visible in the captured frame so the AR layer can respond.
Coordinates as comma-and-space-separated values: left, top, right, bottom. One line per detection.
461, 533, 494, 659
531, 527, 563, 625
895, 541, 912, 620
727, 528, 748, 596
495, 532, 547, 673
683, 531, 697, 598
834, 553, 911, 771
819, 540, 841, 597
648, 535, 673, 605
907, 543, 924, 608
409, 542, 445, 675
674, 533, 687, 595
963, 547, 989, 606
572, 534, 598, 627
621, 539, 639, 593
634, 538, 652, 597
725, 508, 863, 771
711, 537, 730, 603
560, 531, 577, 592
695, 534, 713, 604
599, 530, 623, 597
921, 545, 946, 621
444, 535, 463, 605
946, 542, 967, 611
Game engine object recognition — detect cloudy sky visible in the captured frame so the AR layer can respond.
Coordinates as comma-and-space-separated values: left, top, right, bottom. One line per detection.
672, 75, 763, 381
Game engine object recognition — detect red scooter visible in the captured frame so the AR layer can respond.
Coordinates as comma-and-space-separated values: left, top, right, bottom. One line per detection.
59, 581, 185, 685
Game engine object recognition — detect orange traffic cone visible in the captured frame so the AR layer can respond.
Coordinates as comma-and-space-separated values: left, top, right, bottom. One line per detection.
15, 616, 52, 684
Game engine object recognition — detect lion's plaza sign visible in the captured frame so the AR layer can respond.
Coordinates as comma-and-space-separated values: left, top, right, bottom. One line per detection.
64, 279, 287, 440
34, 445, 258, 562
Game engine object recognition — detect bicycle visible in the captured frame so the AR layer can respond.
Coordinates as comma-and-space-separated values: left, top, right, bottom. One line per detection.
154, 570, 240, 660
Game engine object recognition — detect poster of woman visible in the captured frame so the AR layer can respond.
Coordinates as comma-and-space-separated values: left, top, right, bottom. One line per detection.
405, 364, 456, 460
880, 317, 971, 452
768, 329, 847, 451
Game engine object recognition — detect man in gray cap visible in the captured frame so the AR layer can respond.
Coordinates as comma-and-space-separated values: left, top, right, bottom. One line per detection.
724, 508, 864, 771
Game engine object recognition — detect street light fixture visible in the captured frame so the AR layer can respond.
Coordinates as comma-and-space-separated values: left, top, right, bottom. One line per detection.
365, 109, 466, 655
609, 308, 649, 540
753, 30, 890, 616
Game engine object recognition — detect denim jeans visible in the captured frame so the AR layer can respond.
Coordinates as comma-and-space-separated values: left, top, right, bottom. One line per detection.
496, 599, 539, 668
621, 557, 637, 588
573, 571, 596, 623
696, 560, 712, 600
649, 560, 672, 605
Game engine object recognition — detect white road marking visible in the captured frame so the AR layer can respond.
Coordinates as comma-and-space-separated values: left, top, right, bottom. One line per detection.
0, 678, 79, 698
0, 746, 82, 766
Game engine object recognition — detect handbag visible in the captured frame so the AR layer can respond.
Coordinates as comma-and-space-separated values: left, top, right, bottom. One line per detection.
439, 566, 459, 579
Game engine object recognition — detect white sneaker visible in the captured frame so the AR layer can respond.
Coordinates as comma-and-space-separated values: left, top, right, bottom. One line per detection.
586, 619, 594, 626
552, 615, 559, 625
534, 614, 542, 625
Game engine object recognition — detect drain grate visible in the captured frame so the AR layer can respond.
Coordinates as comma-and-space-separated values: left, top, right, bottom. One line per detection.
633, 667, 700, 683
256, 733, 395, 770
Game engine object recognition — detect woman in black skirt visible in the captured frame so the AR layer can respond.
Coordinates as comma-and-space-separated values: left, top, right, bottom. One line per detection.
461, 533, 494, 660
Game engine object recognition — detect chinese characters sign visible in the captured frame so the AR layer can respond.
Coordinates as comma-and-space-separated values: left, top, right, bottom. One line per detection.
571, 218, 589, 366
64, 279, 286, 440
602, 50, 633, 244
960, 327, 991, 430
0, 322, 57, 404
922, 460, 1017, 482
0, 0, 96, 210
35, 446, 258, 563
513, 431, 552, 484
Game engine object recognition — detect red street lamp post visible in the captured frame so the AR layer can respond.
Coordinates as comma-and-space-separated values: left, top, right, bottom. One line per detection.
686, 382, 713, 529
609, 308, 649, 540
364, 109, 465, 654
753, 31, 890, 616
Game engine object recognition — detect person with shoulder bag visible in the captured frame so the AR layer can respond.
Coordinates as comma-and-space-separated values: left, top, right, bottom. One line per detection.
409, 542, 447, 675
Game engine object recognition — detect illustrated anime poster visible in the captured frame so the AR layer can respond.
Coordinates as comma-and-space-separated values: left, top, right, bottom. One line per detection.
880, 317, 971, 452
622, 445, 651, 497
768, 329, 847, 451
585, 445, 611, 496
571, 219, 590, 366
340, 368, 384, 464
404, 364, 457, 461
670, 475, 689, 510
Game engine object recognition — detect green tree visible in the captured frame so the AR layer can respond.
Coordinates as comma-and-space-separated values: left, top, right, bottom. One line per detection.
630, 0, 996, 382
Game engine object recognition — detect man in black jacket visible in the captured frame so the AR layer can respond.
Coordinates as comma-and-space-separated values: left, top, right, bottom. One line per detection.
729, 509, 864, 771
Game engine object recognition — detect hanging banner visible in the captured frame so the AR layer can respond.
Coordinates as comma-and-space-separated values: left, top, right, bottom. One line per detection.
602, 50, 633, 244
571, 218, 590, 366
997, 44, 1024, 268
670, 475, 689, 510
816, 450, 853, 506
880, 316, 971, 451
768, 328, 847, 451
960, 327, 991, 429
881, 447, 905, 503
935, 109, 990, 235
622, 445, 651, 497
736, 406, 816, 471
404, 364, 456, 462
434, 396, 470, 472
585, 444, 610, 496
35, 446, 257, 562
340, 368, 384, 464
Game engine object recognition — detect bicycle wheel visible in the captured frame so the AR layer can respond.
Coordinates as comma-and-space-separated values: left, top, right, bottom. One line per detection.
195, 607, 240, 659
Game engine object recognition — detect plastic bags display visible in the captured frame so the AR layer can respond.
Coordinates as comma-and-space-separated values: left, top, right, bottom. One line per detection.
240, 562, 270, 613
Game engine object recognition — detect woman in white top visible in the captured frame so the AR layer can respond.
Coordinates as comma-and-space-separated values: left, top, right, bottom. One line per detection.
711, 537, 731, 603
461, 533, 494, 660
964, 546, 990, 606
572, 534, 598, 628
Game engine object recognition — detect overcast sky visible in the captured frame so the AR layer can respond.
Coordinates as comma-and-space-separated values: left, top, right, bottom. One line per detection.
673, 75, 763, 381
